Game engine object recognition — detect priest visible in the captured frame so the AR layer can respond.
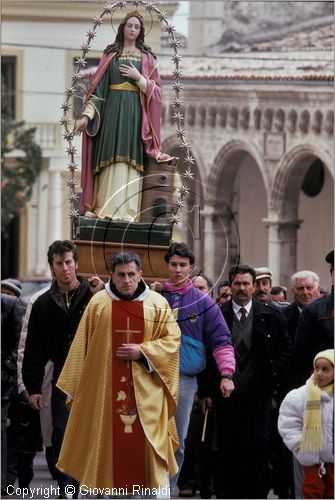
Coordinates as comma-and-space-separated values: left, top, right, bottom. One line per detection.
56, 252, 180, 494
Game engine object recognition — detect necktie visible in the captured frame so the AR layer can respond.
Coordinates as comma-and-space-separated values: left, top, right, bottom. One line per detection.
239, 307, 247, 323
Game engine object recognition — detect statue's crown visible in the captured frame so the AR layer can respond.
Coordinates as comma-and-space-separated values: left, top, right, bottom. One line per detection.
124, 10, 144, 22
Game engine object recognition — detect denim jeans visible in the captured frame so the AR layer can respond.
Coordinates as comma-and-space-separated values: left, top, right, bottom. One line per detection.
170, 374, 197, 494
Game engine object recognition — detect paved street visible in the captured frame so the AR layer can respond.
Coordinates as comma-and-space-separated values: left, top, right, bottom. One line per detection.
4, 452, 58, 499
3, 452, 278, 500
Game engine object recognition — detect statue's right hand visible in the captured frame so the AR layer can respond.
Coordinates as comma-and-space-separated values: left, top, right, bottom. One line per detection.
74, 115, 89, 135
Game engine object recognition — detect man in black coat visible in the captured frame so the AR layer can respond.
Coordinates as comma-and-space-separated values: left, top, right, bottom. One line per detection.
22, 240, 103, 498
1, 294, 23, 494
200, 264, 292, 499
293, 250, 334, 386
283, 270, 320, 342
276, 270, 320, 498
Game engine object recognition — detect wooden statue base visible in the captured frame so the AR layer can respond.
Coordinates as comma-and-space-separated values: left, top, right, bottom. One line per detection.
74, 217, 172, 282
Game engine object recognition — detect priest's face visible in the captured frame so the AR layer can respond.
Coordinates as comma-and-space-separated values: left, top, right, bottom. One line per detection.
111, 261, 142, 297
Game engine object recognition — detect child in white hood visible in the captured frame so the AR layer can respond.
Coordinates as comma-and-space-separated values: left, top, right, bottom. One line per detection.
278, 349, 334, 499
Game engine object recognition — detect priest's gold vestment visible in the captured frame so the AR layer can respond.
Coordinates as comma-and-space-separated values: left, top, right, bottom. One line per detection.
56, 287, 180, 489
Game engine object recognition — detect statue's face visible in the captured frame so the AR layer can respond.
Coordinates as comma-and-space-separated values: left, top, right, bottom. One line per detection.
124, 16, 141, 42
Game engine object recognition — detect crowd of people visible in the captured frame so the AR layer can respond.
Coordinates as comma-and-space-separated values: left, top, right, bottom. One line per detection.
1, 239, 334, 499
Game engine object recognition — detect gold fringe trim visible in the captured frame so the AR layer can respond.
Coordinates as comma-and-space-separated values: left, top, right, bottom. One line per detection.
94, 156, 144, 175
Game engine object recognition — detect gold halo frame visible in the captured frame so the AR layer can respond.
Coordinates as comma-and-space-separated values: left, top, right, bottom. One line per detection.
61, 0, 194, 228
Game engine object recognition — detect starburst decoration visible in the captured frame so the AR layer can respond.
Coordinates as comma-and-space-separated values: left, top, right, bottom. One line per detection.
60, 116, 71, 126
184, 155, 195, 167
178, 185, 190, 197
176, 128, 186, 140
69, 208, 80, 219
80, 42, 91, 53
118, 1, 127, 9
172, 54, 182, 64
164, 23, 176, 34
75, 57, 87, 68
172, 81, 183, 92
145, 2, 155, 12
93, 16, 104, 27
65, 85, 76, 97
173, 112, 184, 123
86, 29, 97, 40
169, 213, 181, 225
182, 168, 195, 181
67, 179, 77, 189
172, 68, 183, 79
170, 38, 181, 49
175, 199, 185, 210
66, 145, 77, 156
71, 72, 82, 83
69, 192, 80, 202
104, 3, 113, 14
157, 10, 168, 21
61, 101, 71, 112
67, 161, 78, 171
180, 141, 192, 153
63, 131, 74, 141
172, 97, 183, 108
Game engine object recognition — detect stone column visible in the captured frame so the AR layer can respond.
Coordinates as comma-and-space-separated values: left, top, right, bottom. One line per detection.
202, 206, 216, 278
30, 166, 49, 275
264, 216, 303, 286
48, 166, 63, 243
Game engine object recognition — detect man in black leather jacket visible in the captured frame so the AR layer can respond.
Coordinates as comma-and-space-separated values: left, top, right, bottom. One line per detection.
22, 240, 103, 498
1, 294, 23, 494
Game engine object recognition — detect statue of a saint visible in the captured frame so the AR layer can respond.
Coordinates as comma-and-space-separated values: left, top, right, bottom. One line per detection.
74, 11, 177, 221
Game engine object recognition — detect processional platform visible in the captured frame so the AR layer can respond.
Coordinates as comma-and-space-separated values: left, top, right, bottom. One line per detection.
72, 159, 177, 282
74, 217, 172, 282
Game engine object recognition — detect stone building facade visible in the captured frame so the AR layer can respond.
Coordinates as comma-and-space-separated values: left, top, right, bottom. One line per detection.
158, 1, 334, 292
159, 56, 333, 291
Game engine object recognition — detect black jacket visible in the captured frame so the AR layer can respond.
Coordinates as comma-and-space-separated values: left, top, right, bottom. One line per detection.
293, 289, 334, 385
1, 295, 23, 400
282, 302, 301, 342
198, 298, 292, 400
22, 276, 92, 394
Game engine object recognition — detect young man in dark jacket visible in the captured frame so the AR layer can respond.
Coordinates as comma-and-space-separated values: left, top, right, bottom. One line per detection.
22, 240, 103, 498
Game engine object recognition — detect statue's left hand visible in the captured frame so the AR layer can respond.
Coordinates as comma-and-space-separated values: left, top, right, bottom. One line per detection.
119, 62, 141, 81
73, 115, 89, 135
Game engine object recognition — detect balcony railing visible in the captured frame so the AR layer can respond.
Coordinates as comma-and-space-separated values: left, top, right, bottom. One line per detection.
25, 122, 62, 149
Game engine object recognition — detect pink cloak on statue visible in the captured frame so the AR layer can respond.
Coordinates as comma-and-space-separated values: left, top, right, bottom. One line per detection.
79, 51, 174, 214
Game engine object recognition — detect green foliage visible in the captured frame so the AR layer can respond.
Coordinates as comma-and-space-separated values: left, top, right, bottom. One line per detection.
1, 107, 43, 236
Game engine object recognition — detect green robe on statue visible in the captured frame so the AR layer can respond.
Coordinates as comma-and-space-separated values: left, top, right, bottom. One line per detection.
85, 52, 144, 220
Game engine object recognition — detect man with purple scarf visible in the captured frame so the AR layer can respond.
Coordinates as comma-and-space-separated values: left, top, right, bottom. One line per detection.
161, 242, 235, 492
